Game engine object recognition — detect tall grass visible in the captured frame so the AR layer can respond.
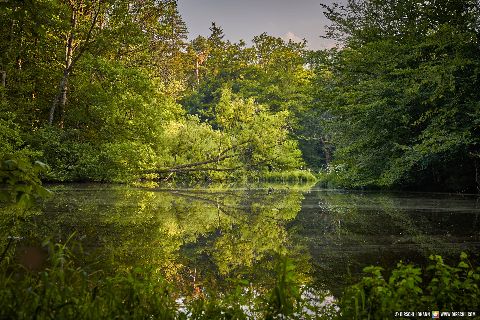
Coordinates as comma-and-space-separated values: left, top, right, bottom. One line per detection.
1, 237, 478, 319
0, 238, 177, 319
0, 239, 333, 319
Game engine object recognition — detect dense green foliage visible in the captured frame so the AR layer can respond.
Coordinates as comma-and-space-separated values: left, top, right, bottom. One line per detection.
341, 253, 480, 319
1, 0, 478, 191
1, 2, 480, 318
0, 156, 50, 207
0, 239, 175, 319
0, 0, 310, 184
313, 0, 480, 192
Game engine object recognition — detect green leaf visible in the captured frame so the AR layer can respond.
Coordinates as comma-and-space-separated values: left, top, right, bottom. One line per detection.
2, 159, 18, 170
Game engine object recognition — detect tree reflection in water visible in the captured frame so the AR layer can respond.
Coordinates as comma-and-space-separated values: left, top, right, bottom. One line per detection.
24, 184, 310, 296
4, 184, 479, 299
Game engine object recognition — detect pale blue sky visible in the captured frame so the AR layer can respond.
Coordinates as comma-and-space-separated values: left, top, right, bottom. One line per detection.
177, 0, 339, 50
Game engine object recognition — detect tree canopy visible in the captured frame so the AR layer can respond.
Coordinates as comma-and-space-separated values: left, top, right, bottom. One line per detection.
313, 0, 480, 192
1, 0, 478, 191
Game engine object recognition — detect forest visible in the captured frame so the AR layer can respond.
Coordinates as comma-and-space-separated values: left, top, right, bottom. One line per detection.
1, 0, 478, 192
1, 1, 480, 319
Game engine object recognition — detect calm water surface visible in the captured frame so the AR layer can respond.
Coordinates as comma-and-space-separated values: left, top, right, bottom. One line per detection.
14, 184, 480, 296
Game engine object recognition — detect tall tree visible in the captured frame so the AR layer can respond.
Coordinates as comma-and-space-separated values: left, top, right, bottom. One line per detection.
49, 0, 105, 127
315, 0, 480, 191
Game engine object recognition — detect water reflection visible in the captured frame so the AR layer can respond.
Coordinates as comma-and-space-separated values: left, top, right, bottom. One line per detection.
3, 184, 479, 296
25, 185, 309, 295
294, 190, 480, 294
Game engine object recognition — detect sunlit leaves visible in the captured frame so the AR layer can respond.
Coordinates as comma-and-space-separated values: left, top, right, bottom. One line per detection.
0, 156, 51, 208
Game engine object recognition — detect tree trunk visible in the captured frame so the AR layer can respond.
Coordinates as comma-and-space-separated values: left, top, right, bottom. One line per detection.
319, 136, 332, 165
0, 71, 5, 87
195, 59, 200, 85
145, 141, 251, 176
58, 71, 69, 128
475, 158, 480, 193
195, 51, 207, 86
49, 10, 76, 126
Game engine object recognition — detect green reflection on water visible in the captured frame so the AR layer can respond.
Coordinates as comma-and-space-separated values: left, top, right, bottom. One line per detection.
2, 184, 479, 296
23, 184, 311, 294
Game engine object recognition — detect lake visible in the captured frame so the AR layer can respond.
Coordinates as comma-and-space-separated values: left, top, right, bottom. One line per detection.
7, 184, 480, 298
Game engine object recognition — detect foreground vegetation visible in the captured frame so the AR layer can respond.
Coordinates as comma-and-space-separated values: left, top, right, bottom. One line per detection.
0, 237, 329, 319
0, 237, 478, 319
1, 0, 479, 317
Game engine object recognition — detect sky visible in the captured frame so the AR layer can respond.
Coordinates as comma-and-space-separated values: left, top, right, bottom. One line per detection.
177, 0, 339, 50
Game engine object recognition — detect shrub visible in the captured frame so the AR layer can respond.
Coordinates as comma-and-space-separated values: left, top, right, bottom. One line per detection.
340, 253, 480, 319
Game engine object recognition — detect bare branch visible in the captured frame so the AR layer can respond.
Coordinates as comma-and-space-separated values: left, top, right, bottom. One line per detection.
167, 153, 236, 170
156, 166, 242, 173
